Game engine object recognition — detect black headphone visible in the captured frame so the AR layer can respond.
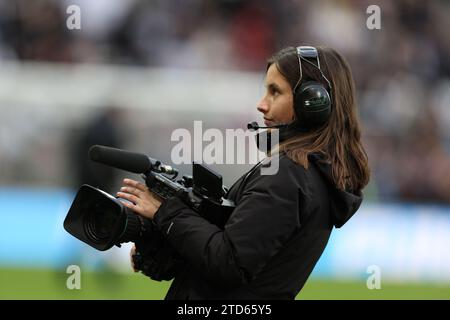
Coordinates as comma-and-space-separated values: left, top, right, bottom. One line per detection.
292, 46, 332, 129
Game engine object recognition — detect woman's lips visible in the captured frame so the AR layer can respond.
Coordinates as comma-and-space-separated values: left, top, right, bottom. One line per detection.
264, 119, 274, 126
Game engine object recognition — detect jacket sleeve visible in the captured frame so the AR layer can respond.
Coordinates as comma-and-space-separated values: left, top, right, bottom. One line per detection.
152, 158, 304, 288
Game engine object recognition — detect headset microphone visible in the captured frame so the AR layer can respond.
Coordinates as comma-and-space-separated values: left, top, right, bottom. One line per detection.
247, 121, 288, 131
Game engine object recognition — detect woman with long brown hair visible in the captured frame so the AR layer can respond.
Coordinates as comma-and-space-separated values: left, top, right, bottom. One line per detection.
117, 45, 370, 299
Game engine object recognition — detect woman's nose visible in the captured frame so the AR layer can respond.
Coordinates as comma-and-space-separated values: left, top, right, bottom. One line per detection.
257, 99, 269, 114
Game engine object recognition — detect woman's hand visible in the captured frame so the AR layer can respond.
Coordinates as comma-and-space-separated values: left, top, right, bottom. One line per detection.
116, 178, 162, 219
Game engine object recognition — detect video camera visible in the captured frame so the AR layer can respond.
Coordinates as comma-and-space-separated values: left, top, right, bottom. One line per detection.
63, 145, 235, 280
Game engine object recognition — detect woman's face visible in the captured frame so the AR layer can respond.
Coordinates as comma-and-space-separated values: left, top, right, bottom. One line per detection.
257, 63, 295, 127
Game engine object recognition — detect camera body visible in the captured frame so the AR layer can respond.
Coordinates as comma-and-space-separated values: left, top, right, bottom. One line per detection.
63, 147, 235, 280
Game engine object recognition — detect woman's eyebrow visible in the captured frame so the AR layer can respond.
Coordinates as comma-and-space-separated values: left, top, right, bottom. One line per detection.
266, 82, 282, 91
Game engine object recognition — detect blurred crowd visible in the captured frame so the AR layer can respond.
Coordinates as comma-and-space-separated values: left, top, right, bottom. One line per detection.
0, 0, 449, 203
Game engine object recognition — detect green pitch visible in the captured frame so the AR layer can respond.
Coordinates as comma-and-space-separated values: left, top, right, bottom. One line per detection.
1, 267, 449, 300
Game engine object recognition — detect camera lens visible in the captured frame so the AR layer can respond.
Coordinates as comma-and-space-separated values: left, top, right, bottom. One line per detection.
84, 200, 119, 243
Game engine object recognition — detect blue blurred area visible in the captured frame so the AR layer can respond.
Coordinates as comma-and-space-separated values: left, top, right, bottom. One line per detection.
0, 187, 80, 268
312, 202, 450, 283
1, 188, 450, 284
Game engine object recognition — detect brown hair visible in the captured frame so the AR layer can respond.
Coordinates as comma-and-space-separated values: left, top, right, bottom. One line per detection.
267, 46, 370, 192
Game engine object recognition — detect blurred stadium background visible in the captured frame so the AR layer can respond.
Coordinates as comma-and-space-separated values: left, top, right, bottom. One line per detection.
1, 0, 450, 299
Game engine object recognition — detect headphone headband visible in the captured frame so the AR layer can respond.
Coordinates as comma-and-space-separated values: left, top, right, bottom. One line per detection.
293, 46, 332, 94
297, 46, 320, 67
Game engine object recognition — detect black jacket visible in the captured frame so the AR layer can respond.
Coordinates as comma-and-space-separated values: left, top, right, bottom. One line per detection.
152, 153, 363, 299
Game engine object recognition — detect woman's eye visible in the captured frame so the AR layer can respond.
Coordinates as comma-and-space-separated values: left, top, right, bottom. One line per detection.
269, 87, 279, 96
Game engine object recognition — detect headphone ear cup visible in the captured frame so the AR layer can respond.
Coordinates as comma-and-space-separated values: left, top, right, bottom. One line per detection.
294, 81, 331, 128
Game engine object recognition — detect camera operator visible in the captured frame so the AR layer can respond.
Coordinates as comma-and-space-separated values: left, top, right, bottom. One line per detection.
117, 46, 370, 300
